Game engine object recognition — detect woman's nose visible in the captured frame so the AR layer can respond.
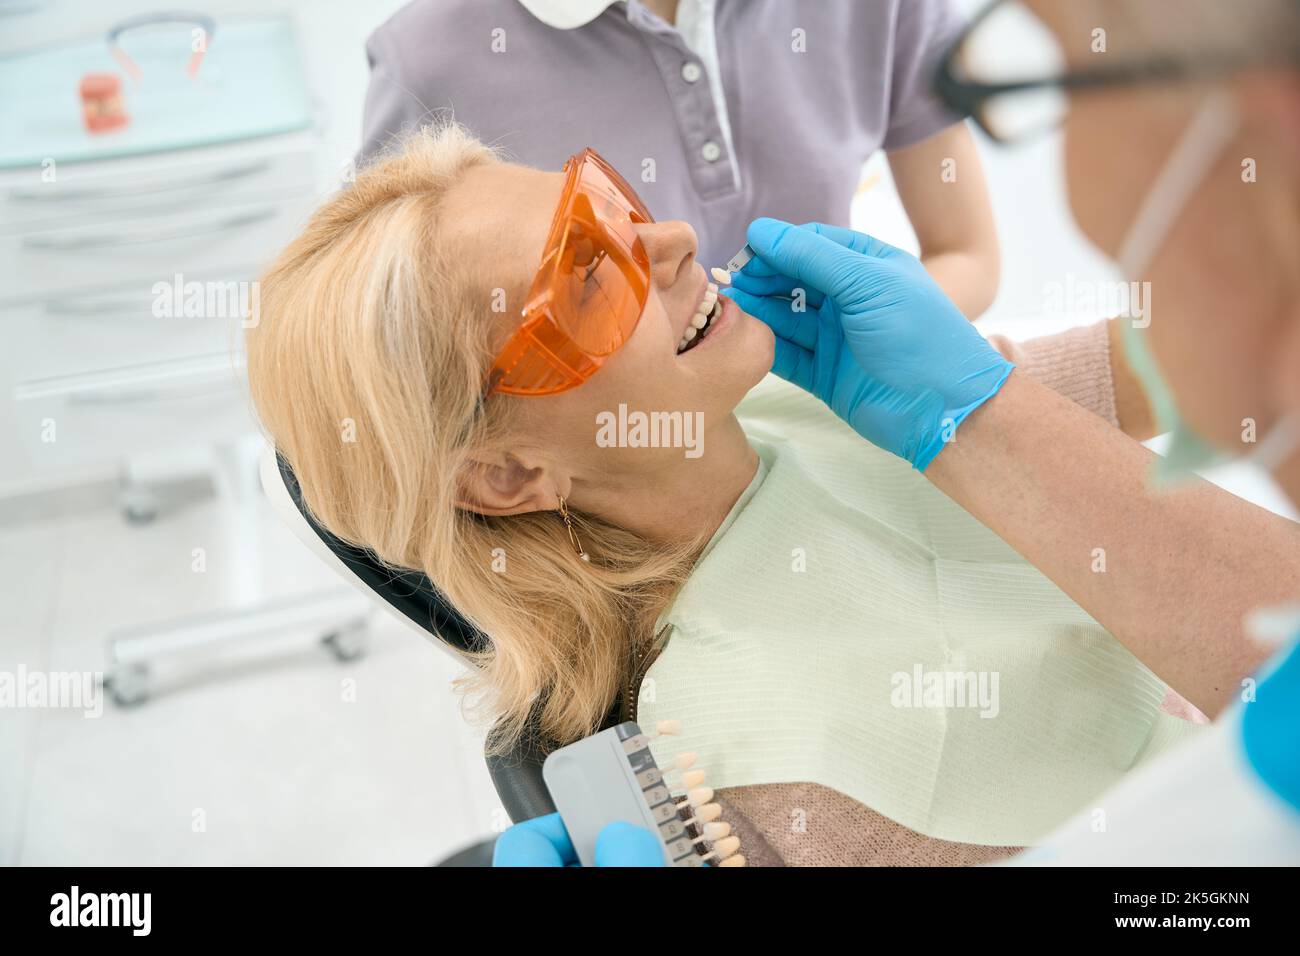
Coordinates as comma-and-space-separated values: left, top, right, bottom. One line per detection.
636, 220, 699, 289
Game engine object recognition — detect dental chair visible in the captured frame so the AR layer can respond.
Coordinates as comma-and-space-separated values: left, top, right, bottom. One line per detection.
260, 448, 583, 865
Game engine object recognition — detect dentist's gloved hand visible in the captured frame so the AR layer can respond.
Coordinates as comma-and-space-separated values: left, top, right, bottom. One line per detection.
492, 812, 664, 867
723, 219, 1014, 470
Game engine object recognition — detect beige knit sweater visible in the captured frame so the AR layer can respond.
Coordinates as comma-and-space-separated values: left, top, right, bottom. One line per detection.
709, 319, 1207, 867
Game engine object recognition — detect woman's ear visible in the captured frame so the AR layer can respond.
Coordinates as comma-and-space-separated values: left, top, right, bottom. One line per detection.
457, 452, 558, 516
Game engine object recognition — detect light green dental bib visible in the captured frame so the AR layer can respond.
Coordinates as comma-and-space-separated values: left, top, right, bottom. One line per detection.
638, 376, 1204, 847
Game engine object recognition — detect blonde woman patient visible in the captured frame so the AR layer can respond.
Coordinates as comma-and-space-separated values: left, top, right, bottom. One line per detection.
246, 124, 1299, 867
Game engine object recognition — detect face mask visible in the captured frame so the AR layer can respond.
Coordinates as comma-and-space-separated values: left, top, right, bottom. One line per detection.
1122, 320, 1300, 484
1115, 91, 1300, 485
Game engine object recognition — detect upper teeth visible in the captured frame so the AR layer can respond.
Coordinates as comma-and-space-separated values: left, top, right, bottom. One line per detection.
677, 283, 719, 354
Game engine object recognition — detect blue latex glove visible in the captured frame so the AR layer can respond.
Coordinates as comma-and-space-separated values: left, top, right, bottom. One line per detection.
724, 218, 1014, 470
492, 812, 665, 867
1241, 633, 1300, 814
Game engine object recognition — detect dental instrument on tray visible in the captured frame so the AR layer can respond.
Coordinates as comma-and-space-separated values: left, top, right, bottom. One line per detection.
542, 720, 745, 867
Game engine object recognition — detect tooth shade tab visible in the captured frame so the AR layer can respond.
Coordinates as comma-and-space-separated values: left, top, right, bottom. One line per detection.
725, 244, 754, 272
701, 821, 731, 841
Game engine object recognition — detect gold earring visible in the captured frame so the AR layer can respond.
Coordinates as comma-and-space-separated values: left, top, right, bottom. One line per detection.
556, 496, 590, 562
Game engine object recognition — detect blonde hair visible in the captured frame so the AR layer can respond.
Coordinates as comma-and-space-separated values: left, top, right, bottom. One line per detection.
246, 123, 701, 753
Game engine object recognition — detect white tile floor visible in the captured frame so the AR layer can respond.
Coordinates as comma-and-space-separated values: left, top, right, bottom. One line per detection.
0, 484, 503, 866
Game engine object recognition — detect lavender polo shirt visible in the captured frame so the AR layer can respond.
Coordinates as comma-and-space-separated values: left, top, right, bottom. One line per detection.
359, 0, 966, 267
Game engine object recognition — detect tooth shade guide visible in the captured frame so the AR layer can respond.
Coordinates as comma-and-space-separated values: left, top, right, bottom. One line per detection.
711, 267, 732, 286
541, 720, 742, 866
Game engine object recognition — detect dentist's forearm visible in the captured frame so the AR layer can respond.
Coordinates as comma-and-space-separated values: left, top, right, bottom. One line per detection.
925, 371, 1300, 717
921, 249, 998, 321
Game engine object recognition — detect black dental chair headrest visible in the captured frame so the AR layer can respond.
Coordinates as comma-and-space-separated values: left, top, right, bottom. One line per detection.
276, 451, 487, 655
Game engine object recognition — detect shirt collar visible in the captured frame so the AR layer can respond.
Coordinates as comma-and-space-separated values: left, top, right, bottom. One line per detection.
516, 0, 623, 29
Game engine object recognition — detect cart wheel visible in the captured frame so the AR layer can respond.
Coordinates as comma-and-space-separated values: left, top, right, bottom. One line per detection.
321, 619, 369, 663
106, 663, 150, 707
118, 487, 160, 526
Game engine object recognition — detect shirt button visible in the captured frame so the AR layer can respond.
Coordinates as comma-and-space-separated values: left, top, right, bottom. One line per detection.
701, 140, 722, 163
681, 61, 703, 83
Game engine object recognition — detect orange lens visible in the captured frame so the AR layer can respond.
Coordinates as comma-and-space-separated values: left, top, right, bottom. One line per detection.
550, 193, 648, 356
486, 149, 652, 397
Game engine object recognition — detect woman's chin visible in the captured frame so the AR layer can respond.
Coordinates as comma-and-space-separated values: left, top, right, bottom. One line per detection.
736, 308, 776, 386
712, 310, 776, 411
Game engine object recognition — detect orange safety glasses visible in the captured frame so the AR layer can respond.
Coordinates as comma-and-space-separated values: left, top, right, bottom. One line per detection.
483, 148, 653, 397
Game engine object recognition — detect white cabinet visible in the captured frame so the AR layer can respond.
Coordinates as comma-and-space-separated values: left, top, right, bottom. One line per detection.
0, 16, 320, 499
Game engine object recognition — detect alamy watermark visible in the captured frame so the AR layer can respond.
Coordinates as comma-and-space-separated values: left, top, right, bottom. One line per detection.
50, 886, 150, 936
1043, 273, 1152, 328
890, 664, 1000, 718
152, 273, 260, 328
596, 404, 704, 459
1, 665, 103, 718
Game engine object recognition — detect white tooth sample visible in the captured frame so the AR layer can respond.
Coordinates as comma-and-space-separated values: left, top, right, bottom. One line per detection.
712, 836, 741, 857
690, 312, 708, 330
710, 267, 732, 285
694, 803, 723, 823
685, 786, 714, 807
681, 770, 706, 789
683, 325, 697, 341
702, 821, 731, 841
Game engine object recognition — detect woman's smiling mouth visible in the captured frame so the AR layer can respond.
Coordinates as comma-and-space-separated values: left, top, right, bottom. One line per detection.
676, 281, 722, 355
